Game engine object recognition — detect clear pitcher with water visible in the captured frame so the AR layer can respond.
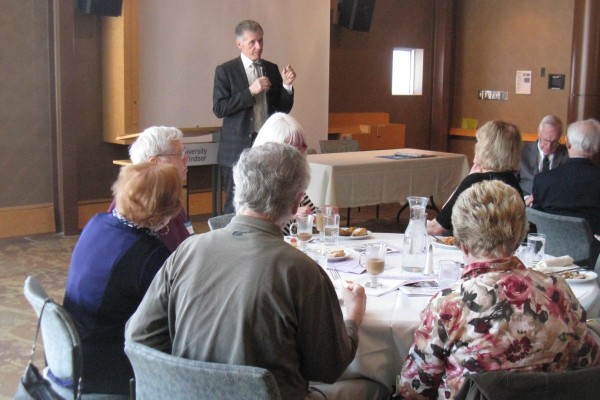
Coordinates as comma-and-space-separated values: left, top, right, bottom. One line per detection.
402, 196, 429, 273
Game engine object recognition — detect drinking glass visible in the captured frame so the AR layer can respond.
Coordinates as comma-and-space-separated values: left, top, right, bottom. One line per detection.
527, 233, 546, 265
291, 214, 314, 251
323, 213, 340, 247
515, 241, 534, 268
438, 260, 461, 289
314, 207, 324, 242
360, 242, 386, 288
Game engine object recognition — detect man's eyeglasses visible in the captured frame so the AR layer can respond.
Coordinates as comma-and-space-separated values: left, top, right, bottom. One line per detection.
157, 149, 187, 160
539, 137, 560, 147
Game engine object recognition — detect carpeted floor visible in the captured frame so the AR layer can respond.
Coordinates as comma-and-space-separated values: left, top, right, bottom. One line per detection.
0, 204, 412, 399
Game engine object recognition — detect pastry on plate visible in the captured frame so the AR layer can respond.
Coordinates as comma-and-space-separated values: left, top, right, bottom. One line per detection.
339, 227, 356, 237
441, 236, 457, 246
351, 227, 368, 237
327, 249, 346, 258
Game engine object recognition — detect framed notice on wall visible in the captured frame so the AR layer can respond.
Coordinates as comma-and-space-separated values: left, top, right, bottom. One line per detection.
516, 70, 532, 94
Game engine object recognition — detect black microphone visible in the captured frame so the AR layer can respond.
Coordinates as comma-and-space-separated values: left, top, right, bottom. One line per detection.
255, 59, 265, 77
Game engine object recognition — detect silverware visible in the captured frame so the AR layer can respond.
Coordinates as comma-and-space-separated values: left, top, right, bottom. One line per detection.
545, 266, 584, 276
430, 235, 445, 244
328, 263, 342, 282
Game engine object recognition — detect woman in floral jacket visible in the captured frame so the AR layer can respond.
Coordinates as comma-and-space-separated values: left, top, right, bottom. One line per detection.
397, 180, 600, 399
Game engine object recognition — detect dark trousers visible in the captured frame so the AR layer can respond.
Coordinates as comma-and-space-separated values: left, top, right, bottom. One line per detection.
221, 166, 235, 214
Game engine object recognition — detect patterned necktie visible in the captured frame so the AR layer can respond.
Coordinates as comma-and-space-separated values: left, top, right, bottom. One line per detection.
251, 63, 267, 133
542, 155, 550, 172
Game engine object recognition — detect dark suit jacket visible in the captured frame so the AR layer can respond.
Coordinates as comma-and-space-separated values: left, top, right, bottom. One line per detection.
519, 141, 568, 195
532, 157, 600, 234
213, 57, 294, 167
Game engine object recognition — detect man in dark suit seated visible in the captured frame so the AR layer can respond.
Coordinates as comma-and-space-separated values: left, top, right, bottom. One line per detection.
213, 20, 296, 213
532, 118, 600, 235
520, 115, 569, 205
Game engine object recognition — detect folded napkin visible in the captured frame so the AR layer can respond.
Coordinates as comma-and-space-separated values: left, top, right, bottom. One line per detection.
536, 256, 574, 269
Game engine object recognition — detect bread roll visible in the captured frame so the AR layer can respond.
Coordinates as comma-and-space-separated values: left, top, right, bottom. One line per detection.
327, 249, 345, 258
351, 227, 368, 237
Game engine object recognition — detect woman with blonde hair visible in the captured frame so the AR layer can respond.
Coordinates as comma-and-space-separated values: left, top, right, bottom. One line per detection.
63, 162, 182, 396
427, 120, 524, 235
398, 180, 599, 399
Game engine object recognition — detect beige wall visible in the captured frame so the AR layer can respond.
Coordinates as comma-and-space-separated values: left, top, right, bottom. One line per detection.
0, 0, 582, 236
330, 0, 437, 150
0, 0, 52, 207
452, 0, 574, 133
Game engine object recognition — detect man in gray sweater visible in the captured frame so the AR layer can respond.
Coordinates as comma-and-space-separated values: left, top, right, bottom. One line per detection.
126, 143, 366, 400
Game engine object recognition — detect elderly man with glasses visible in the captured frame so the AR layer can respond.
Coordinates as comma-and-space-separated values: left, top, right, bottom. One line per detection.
519, 115, 569, 205
108, 126, 192, 251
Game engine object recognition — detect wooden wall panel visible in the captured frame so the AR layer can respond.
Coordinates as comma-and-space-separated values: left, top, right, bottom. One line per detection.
453, 0, 574, 133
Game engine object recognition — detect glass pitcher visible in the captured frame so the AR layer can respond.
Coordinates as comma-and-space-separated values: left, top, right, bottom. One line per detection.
402, 196, 429, 273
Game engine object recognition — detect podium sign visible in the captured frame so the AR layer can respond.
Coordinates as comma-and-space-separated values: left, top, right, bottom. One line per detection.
185, 142, 219, 166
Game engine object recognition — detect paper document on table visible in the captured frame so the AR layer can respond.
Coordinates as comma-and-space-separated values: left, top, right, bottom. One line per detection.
398, 280, 440, 297
349, 242, 400, 254
331, 259, 365, 274
363, 279, 406, 297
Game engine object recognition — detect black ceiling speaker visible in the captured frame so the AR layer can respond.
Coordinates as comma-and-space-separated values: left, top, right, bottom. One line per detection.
77, 0, 123, 17
338, 0, 376, 32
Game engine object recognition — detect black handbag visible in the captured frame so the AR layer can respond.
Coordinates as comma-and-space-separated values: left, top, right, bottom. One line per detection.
14, 299, 80, 400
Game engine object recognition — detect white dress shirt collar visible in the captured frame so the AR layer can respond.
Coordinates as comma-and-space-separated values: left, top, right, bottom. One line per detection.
537, 142, 555, 169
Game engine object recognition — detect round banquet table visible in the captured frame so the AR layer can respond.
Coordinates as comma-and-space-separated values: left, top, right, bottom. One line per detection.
308, 232, 600, 393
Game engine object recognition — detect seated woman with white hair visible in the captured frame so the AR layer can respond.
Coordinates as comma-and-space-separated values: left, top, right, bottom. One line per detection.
253, 113, 316, 235
108, 126, 191, 251
397, 180, 600, 399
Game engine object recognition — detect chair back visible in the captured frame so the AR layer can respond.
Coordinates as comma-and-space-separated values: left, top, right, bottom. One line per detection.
455, 366, 600, 400
23, 276, 81, 399
124, 341, 281, 400
526, 208, 593, 267
319, 139, 360, 153
208, 213, 235, 231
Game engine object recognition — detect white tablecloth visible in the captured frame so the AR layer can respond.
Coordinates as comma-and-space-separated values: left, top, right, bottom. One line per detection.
314, 232, 600, 393
306, 149, 469, 208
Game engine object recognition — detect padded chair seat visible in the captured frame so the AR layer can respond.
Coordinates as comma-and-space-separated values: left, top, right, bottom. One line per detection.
125, 341, 281, 399
23, 276, 129, 399
455, 366, 600, 400
526, 208, 595, 267
208, 213, 235, 231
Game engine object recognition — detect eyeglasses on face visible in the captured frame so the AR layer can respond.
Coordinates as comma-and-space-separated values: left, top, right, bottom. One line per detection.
157, 148, 187, 160
539, 137, 559, 147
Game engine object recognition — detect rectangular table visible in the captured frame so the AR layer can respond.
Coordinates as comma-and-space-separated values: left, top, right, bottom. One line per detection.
306, 148, 469, 209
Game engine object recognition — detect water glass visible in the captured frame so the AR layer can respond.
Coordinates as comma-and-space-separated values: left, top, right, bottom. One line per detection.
360, 242, 386, 288
527, 233, 546, 265
314, 208, 324, 241
291, 214, 314, 251
515, 241, 534, 268
438, 260, 461, 289
323, 213, 340, 247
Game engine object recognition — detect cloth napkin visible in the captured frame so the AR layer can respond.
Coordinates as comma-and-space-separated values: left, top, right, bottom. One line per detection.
536, 256, 574, 269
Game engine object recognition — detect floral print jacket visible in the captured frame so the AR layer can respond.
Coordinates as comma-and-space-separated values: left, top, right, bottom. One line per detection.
397, 257, 600, 399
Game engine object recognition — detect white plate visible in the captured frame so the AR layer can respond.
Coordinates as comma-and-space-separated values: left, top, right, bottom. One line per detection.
431, 241, 459, 250
338, 230, 372, 240
562, 270, 597, 284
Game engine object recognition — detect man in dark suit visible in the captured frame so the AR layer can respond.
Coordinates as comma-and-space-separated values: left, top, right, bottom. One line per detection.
213, 20, 295, 213
520, 115, 568, 205
532, 118, 600, 235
